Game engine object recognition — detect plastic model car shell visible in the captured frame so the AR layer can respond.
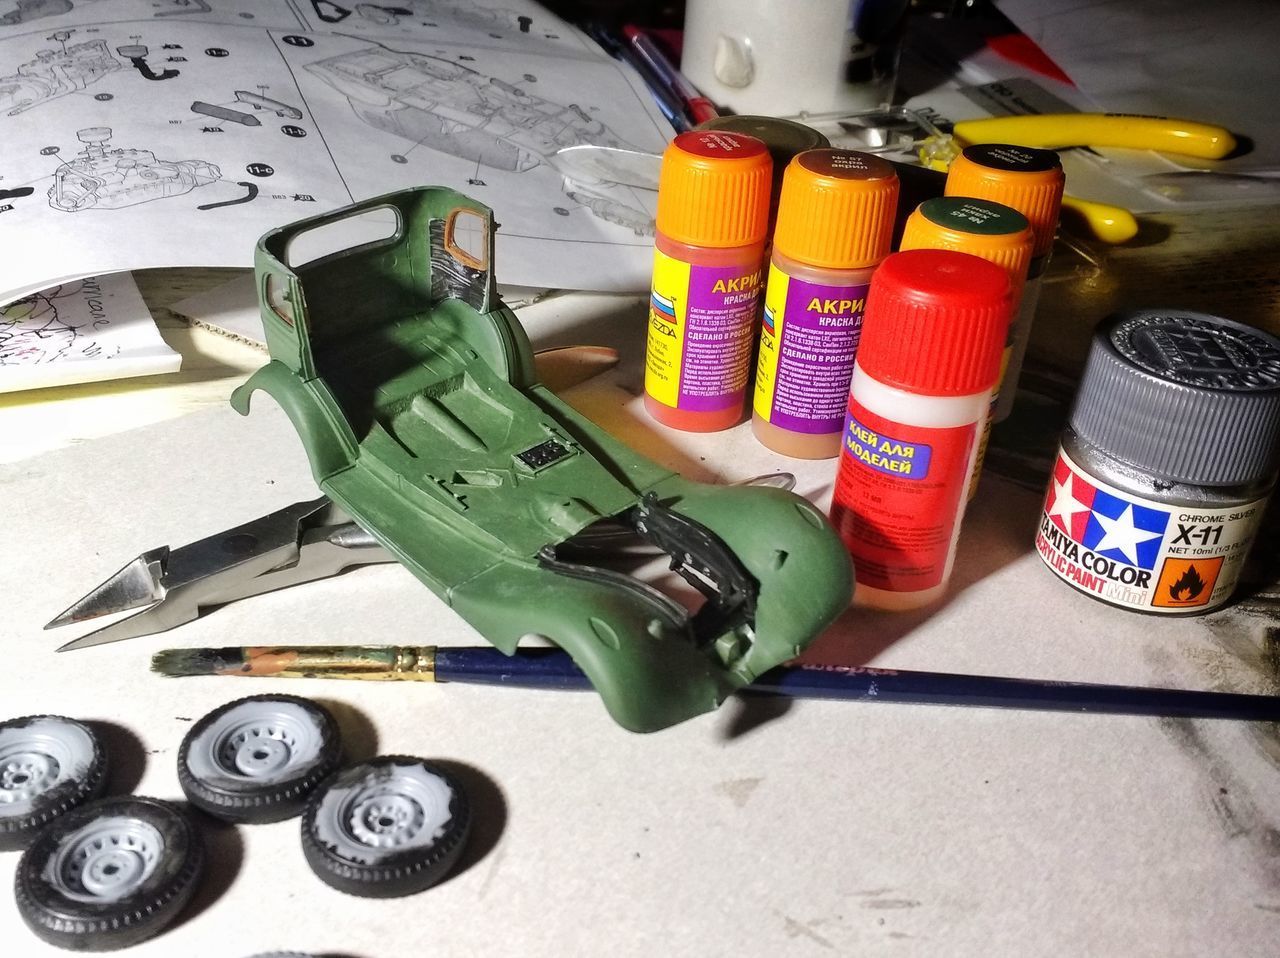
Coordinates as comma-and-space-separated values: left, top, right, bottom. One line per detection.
231, 187, 852, 732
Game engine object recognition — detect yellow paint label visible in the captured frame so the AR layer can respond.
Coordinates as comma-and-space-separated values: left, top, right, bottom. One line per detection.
752, 262, 788, 420
644, 249, 690, 409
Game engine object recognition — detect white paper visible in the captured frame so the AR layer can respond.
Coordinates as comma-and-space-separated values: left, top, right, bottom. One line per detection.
996, 0, 1280, 175
895, 11, 1280, 212
3, 352, 1278, 956
0, 271, 180, 391
0, 0, 670, 304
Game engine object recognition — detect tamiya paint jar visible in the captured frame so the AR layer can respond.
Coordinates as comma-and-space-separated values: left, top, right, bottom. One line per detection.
1036, 309, 1280, 615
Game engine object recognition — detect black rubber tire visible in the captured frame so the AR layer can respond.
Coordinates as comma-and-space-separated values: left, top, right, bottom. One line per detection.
15, 795, 205, 952
177, 694, 341, 824
0, 715, 109, 852
301, 755, 471, 898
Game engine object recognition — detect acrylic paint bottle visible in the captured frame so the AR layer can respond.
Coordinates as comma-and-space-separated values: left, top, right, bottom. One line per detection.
1036, 309, 1280, 616
751, 149, 898, 459
644, 130, 772, 432
944, 144, 1064, 422
694, 114, 831, 235
829, 249, 1012, 610
899, 196, 1034, 497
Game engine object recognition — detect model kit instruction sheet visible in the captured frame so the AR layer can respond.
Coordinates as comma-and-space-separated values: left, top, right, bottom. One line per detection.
0, 0, 670, 303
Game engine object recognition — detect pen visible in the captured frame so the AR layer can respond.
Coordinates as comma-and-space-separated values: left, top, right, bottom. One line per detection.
584, 21, 690, 132
621, 25, 719, 126
151, 645, 1280, 722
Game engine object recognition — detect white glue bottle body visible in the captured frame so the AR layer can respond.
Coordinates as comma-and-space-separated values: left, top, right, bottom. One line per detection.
828, 249, 1013, 610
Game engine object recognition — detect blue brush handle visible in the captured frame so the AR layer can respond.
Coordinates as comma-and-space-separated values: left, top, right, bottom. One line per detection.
432, 647, 1280, 721
434, 646, 593, 690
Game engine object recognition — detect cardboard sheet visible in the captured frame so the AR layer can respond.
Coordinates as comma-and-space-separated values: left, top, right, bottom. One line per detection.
2, 300, 1277, 956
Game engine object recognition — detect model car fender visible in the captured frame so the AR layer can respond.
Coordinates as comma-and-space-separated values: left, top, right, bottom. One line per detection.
231, 363, 360, 483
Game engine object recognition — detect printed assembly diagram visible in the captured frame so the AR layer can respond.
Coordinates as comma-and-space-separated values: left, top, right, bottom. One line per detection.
304, 0, 555, 41
0, 0, 74, 27
0, 28, 190, 117
48, 126, 219, 210
0, 1, 672, 301
0, 31, 120, 114
0, 0, 270, 30
305, 43, 656, 234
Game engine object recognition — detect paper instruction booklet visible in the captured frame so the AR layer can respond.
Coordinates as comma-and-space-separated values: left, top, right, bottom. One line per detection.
0, 0, 669, 304
0, 271, 181, 392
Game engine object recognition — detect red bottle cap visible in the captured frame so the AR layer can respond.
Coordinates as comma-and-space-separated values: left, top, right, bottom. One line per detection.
857, 249, 1012, 396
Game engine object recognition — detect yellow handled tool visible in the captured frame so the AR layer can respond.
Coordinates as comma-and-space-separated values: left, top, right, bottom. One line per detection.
1059, 195, 1138, 245
951, 113, 1237, 159
921, 112, 1237, 243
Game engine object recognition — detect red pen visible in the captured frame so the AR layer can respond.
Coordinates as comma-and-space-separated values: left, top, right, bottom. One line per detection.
622, 25, 719, 126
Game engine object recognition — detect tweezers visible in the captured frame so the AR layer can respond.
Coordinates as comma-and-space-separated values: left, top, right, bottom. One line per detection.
48, 475, 796, 652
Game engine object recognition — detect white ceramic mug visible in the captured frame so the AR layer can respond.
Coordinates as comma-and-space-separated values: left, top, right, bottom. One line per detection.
681, 0, 907, 117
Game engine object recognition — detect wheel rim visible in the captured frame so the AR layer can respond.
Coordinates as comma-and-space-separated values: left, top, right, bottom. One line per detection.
0, 719, 96, 818
315, 763, 455, 863
185, 701, 326, 788
47, 815, 164, 903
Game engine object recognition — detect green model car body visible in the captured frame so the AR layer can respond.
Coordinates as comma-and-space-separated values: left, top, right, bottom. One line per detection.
232, 187, 852, 732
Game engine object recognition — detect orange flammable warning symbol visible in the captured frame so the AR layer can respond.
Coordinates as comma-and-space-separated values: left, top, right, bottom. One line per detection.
1153, 556, 1224, 608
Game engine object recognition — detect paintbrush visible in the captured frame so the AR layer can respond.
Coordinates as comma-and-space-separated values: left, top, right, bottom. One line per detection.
151, 646, 1280, 722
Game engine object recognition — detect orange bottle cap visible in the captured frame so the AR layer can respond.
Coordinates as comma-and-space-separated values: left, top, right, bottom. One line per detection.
944, 144, 1065, 257
771, 149, 899, 269
656, 131, 772, 248
900, 197, 1034, 294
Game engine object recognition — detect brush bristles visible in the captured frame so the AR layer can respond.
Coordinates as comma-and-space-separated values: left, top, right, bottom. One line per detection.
150, 647, 244, 676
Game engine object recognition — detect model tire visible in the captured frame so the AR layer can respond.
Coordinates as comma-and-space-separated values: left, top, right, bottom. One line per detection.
301, 755, 471, 898
15, 795, 205, 952
0, 715, 109, 852
178, 694, 342, 824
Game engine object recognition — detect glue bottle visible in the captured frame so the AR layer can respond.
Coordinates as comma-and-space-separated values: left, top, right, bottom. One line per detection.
829, 249, 1012, 610
644, 130, 772, 432
944, 144, 1064, 423
899, 196, 1034, 498
751, 149, 898, 459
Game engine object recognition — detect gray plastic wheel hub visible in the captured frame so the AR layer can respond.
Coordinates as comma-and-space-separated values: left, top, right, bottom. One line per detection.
184, 700, 327, 790
314, 763, 456, 865
43, 815, 164, 904
0, 718, 96, 819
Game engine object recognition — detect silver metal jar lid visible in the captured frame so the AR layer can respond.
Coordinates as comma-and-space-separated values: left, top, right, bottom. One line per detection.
1070, 309, 1280, 485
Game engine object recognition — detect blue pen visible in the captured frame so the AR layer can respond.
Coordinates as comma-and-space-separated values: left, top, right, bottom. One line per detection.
584, 21, 689, 132
622, 25, 719, 125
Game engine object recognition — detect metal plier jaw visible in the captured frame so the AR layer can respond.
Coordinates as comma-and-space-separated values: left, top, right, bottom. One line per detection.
47, 498, 389, 651
47, 474, 801, 653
